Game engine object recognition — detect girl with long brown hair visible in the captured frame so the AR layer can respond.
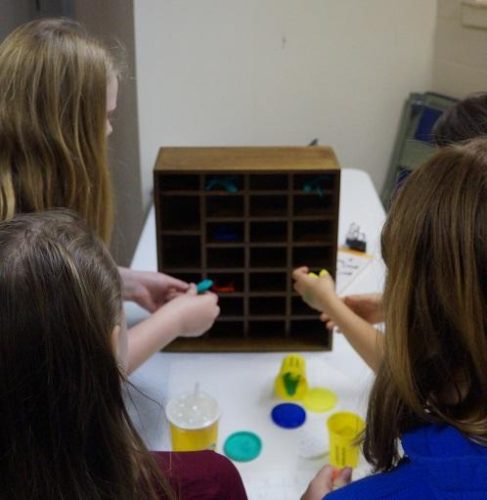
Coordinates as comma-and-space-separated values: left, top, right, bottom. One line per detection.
0, 210, 246, 500
301, 139, 487, 497
0, 18, 219, 373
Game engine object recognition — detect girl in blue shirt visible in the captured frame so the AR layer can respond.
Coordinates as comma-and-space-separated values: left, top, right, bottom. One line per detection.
301, 138, 487, 499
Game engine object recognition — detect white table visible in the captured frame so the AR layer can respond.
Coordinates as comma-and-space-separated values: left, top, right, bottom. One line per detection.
125, 168, 386, 500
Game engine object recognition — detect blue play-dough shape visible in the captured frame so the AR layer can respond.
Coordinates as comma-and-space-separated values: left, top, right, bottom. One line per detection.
271, 403, 306, 429
223, 431, 262, 462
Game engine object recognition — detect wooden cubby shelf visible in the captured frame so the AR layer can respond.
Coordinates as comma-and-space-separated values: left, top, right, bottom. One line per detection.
154, 146, 340, 351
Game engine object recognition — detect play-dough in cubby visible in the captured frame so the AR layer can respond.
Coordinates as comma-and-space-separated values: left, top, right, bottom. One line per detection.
154, 146, 341, 351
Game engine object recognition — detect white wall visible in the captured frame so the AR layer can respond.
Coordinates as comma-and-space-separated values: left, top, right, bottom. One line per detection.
433, 0, 487, 97
134, 0, 437, 206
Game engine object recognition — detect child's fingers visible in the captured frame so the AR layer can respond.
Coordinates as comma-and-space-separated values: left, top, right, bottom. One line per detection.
320, 314, 336, 330
292, 266, 309, 280
185, 283, 197, 296
200, 291, 219, 304
300, 465, 335, 500
334, 467, 352, 488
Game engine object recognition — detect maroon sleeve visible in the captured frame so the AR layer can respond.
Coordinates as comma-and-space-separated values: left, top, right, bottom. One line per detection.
153, 450, 248, 500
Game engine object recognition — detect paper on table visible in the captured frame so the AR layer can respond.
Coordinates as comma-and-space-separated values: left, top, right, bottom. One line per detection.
335, 247, 373, 295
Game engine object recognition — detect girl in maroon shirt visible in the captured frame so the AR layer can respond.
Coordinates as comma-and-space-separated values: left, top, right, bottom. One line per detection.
0, 211, 247, 500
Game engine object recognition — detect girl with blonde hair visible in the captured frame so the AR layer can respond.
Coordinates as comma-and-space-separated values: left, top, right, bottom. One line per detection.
0, 18, 219, 372
301, 139, 487, 498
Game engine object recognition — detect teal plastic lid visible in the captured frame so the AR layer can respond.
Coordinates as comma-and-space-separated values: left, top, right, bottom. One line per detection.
223, 431, 262, 462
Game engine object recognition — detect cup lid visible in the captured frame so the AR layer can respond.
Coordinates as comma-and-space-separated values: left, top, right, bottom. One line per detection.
223, 431, 262, 462
166, 391, 220, 430
271, 402, 306, 429
302, 387, 337, 413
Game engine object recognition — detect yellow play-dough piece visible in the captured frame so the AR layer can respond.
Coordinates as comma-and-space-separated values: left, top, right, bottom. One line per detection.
308, 269, 329, 279
302, 387, 337, 412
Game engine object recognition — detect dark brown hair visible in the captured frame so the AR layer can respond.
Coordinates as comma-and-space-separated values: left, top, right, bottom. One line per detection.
364, 138, 487, 470
433, 92, 487, 146
0, 211, 173, 499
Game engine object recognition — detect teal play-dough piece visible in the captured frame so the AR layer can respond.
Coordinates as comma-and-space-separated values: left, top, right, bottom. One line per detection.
196, 279, 214, 293
223, 431, 262, 462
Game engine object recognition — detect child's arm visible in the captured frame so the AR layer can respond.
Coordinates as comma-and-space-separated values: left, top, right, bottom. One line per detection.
126, 284, 220, 373
292, 267, 383, 373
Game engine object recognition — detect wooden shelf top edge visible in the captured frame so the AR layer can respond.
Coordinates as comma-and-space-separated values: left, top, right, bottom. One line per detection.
155, 146, 340, 172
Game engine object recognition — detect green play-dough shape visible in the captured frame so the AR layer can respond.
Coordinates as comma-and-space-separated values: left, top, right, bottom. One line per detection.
283, 372, 300, 395
223, 431, 262, 462
302, 387, 337, 412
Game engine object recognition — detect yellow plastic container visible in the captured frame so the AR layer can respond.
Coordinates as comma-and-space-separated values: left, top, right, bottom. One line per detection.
327, 411, 365, 468
166, 390, 220, 451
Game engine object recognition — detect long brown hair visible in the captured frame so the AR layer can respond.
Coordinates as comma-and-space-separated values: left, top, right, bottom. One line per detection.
0, 18, 115, 243
364, 138, 487, 471
0, 211, 173, 499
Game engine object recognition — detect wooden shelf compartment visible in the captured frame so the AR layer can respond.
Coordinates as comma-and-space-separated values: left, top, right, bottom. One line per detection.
247, 320, 287, 338
249, 194, 288, 217
293, 173, 337, 191
249, 246, 287, 268
248, 296, 287, 316
206, 195, 244, 218
204, 173, 244, 193
206, 247, 245, 268
206, 320, 245, 339
249, 271, 288, 292
290, 319, 332, 349
250, 221, 287, 243
249, 174, 289, 191
206, 222, 244, 243
293, 220, 337, 243
293, 193, 336, 217
157, 173, 200, 192
219, 296, 245, 317
159, 195, 200, 231
161, 235, 201, 269
209, 272, 244, 293
291, 296, 318, 316
292, 246, 335, 269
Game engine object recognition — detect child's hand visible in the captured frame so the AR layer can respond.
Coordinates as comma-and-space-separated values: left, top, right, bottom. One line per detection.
292, 266, 337, 312
320, 293, 384, 329
301, 465, 352, 499
344, 293, 384, 324
119, 267, 189, 312
159, 284, 220, 338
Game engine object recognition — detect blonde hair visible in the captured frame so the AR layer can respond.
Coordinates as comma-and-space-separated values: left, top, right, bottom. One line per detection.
0, 18, 116, 243
364, 138, 487, 470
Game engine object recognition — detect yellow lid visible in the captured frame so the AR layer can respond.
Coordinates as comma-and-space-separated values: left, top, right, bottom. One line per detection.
302, 387, 337, 413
